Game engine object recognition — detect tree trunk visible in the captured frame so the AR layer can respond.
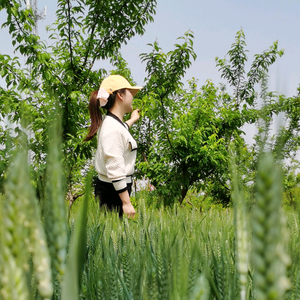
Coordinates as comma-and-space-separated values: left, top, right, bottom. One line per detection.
179, 187, 188, 205
67, 191, 84, 210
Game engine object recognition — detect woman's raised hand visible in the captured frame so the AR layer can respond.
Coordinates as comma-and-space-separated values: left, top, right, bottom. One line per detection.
131, 109, 140, 123
126, 109, 140, 128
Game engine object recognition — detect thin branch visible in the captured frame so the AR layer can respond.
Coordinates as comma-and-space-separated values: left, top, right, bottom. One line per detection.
66, 0, 74, 73
185, 199, 198, 210
84, 1, 152, 82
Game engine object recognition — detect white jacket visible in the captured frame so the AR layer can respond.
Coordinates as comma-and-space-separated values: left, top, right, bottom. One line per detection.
95, 112, 137, 193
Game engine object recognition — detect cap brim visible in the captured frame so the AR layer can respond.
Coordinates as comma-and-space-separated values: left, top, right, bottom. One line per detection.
129, 86, 143, 97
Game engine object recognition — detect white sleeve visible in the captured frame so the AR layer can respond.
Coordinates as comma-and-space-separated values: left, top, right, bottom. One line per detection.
101, 130, 127, 193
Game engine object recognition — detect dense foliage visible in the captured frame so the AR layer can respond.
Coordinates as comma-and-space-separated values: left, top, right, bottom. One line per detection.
132, 30, 300, 205
0, 0, 157, 196
1, 2, 300, 300
0, 1, 299, 206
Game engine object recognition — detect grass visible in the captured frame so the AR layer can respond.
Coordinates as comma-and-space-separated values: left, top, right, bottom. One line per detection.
1, 180, 300, 299
67, 195, 300, 300
71, 199, 235, 300
0, 133, 300, 299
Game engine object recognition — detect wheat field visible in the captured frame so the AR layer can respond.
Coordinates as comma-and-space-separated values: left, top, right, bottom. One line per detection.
0, 146, 300, 299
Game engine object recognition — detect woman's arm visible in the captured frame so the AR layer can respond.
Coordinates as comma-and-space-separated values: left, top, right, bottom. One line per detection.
125, 109, 140, 128
119, 190, 136, 217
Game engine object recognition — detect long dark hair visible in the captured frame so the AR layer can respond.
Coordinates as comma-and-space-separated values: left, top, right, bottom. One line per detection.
84, 88, 126, 142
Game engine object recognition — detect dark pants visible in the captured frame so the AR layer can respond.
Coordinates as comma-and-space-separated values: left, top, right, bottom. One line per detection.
94, 178, 132, 217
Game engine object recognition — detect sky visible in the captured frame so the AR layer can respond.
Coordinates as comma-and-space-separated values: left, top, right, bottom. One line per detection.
1, 0, 300, 143
122, 0, 300, 97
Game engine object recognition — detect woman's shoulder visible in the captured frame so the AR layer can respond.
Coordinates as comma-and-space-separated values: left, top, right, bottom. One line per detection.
101, 115, 128, 136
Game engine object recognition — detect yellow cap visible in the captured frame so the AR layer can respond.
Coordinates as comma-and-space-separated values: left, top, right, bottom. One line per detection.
100, 75, 143, 97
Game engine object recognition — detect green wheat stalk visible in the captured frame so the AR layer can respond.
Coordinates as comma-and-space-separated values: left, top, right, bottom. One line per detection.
231, 162, 249, 300
189, 273, 210, 300
1, 148, 53, 299
43, 115, 68, 284
252, 153, 291, 299
61, 171, 92, 300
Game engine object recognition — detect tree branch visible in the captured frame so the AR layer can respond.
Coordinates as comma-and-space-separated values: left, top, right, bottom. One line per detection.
84, 1, 153, 82
66, 0, 74, 73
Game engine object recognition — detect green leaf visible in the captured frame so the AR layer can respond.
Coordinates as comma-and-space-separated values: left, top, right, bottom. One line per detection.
61, 171, 92, 300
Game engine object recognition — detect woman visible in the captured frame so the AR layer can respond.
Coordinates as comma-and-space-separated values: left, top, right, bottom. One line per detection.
84, 75, 142, 217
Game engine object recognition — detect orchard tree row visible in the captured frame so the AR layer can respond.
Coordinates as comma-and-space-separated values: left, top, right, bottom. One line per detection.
0, 0, 299, 206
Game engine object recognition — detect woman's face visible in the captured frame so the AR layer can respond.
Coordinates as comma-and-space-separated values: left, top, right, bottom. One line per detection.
123, 89, 134, 113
